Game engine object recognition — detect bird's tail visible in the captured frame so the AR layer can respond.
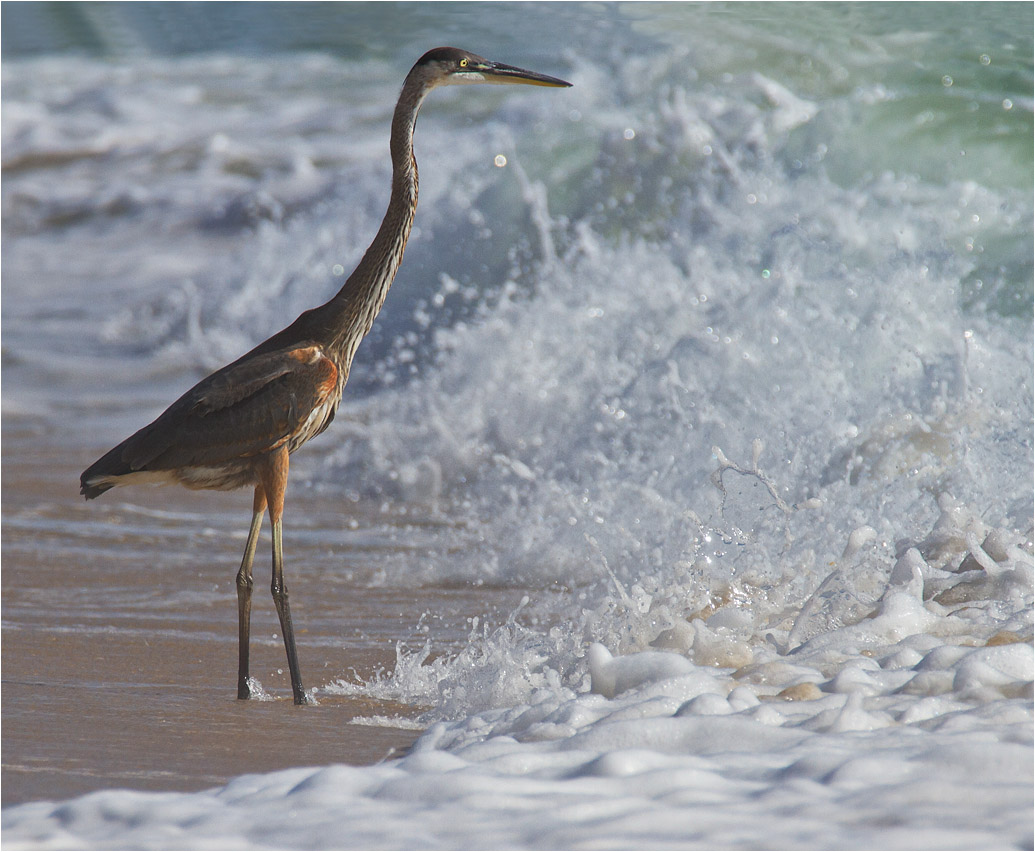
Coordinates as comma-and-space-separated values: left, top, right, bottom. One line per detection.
80, 444, 133, 500
80, 477, 115, 500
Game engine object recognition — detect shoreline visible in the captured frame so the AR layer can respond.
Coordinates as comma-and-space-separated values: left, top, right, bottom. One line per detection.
1, 425, 514, 808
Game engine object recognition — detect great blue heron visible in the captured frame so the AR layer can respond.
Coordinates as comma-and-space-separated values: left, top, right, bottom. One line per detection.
80, 47, 571, 705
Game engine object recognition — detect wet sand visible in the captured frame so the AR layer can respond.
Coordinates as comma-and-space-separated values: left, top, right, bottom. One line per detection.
2, 417, 519, 807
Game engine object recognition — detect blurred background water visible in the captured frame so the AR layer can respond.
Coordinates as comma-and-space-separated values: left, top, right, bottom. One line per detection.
2, 0, 1032, 800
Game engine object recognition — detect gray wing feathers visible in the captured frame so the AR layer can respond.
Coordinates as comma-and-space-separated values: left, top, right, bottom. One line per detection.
117, 345, 338, 471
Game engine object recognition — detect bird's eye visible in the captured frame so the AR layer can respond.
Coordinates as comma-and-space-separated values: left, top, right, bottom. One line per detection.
459, 58, 468, 68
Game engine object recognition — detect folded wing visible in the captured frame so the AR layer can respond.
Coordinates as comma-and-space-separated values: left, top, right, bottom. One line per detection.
81, 344, 339, 496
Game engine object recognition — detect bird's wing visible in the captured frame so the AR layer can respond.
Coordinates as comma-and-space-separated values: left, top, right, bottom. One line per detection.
190, 345, 333, 415
121, 344, 340, 470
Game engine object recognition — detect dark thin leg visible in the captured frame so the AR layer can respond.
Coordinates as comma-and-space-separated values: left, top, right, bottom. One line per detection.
236, 486, 266, 700
270, 516, 312, 705
258, 446, 313, 706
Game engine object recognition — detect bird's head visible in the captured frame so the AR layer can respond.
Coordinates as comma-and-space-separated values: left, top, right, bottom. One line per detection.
410, 47, 572, 91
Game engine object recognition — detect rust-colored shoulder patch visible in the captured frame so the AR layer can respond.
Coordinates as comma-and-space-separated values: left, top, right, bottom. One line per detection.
286, 345, 325, 365
305, 347, 339, 404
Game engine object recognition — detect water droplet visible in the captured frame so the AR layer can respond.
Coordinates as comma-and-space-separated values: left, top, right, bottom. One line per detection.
494, 154, 507, 168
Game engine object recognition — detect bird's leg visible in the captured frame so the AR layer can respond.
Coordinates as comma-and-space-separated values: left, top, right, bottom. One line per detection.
258, 446, 313, 706
236, 486, 267, 700
270, 515, 312, 705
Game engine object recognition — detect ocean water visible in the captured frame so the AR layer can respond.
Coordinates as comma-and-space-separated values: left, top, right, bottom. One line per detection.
2, 2, 1032, 848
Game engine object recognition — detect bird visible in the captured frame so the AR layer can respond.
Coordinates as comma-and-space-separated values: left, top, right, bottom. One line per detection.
80, 47, 571, 706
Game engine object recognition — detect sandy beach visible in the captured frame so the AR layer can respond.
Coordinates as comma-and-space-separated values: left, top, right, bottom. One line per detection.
2, 420, 527, 806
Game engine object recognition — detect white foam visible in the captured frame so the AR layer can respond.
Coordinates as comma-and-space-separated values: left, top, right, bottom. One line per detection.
6, 635, 1032, 849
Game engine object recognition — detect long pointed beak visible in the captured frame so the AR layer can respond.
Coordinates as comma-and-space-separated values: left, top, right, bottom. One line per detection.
480, 61, 572, 88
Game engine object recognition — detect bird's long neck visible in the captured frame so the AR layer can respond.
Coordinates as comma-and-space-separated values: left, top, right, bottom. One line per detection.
311, 77, 428, 369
